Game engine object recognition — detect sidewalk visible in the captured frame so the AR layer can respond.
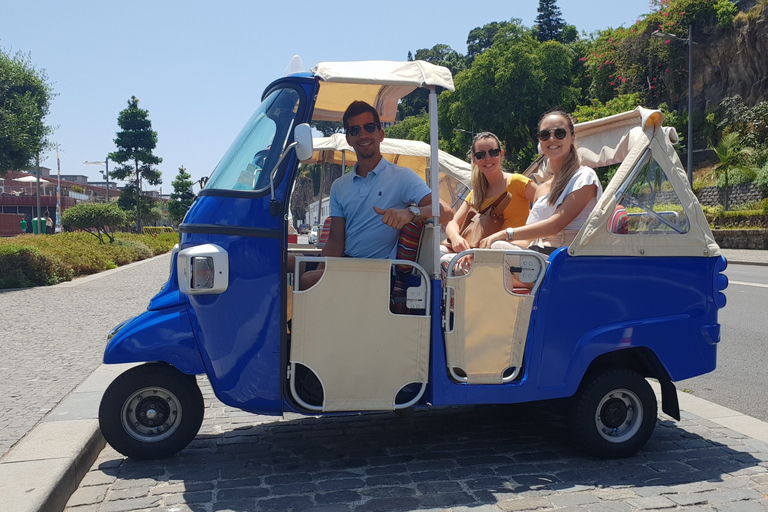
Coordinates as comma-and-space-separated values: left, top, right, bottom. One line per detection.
719, 248, 768, 266
1, 249, 767, 512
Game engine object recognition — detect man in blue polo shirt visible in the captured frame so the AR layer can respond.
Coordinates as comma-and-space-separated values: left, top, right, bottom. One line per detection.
298, 100, 451, 289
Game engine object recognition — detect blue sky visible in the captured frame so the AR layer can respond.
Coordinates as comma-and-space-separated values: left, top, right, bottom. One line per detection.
2, 0, 653, 190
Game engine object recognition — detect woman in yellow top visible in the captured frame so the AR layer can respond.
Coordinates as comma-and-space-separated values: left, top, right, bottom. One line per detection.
441, 132, 537, 275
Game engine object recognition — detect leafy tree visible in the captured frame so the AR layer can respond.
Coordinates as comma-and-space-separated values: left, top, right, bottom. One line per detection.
708, 132, 756, 210
109, 96, 162, 231
168, 165, 195, 225
117, 184, 160, 231
61, 202, 126, 244
0, 47, 54, 176
466, 21, 509, 65
717, 96, 768, 167
535, 0, 566, 42
399, 45, 466, 120
444, 20, 579, 166
312, 121, 343, 137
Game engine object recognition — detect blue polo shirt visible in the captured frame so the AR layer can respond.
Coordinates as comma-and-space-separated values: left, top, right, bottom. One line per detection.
329, 157, 431, 259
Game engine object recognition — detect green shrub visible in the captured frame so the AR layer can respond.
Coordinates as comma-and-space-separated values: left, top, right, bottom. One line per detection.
111, 238, 153, 263
701, 204, 724, 222
0, 245, 62, 288
114, 232, 178, 256
715, 0, 738, 29
755, 162, 768, 195
0, 230, 177, 289
717, 167, 755, 187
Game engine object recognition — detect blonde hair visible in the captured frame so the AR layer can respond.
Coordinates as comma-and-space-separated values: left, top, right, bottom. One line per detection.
469, 132, 502, 210
539, 111, 581, 206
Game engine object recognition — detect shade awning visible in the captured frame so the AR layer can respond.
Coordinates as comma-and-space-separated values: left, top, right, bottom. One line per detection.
310, 60, 455, 123
13, 176, 51, 184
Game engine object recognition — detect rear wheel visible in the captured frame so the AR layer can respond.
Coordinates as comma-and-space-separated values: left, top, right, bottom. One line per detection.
571, 368, 657, 458
99, 363, 204, 460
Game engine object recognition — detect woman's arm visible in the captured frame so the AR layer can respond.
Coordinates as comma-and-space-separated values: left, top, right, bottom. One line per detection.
479, 184, 598, 248
444, 200, 473, 253
524, 180, 538, 202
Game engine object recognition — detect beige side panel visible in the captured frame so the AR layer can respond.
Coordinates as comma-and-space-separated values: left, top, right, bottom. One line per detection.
291, 257, 430, 412
445, 250, 533, 384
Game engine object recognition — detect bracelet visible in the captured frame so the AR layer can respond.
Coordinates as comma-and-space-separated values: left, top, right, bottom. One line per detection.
506, 227, 515, 241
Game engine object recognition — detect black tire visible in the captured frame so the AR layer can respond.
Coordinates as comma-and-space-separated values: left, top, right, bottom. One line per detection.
99, 363, 204, 460
571, 368, 657, 459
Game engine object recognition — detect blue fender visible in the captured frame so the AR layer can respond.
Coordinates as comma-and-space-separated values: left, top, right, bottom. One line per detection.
557, 315, 716, 396
104, 305, 206, 376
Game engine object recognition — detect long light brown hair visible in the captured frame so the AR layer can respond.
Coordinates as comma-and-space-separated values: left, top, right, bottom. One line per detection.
539, 111, 581, 206
469, 132, 503, 210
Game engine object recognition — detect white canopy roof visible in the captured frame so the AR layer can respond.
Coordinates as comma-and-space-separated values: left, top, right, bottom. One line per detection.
310, 60, 455, 123
307, 134, 471, 208
14, 176, 51, 184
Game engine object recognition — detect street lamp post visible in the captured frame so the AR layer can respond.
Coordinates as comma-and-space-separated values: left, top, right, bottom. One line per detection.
453, 127, 475, 138
652, 25, 695, 184
85, 157, 110, 201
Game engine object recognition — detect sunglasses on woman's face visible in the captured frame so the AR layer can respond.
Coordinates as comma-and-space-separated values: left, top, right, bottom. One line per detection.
346, 123, 380, 137
473, 147, 501, 160
537, 128, 569, 141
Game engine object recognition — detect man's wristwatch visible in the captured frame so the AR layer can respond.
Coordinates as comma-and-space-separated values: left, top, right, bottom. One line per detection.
407, 205, 421, 222
506, 227, 515, 241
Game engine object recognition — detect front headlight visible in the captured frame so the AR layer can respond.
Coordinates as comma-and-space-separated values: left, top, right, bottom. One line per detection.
177, 243, 229, 295
107, 318, 131, 341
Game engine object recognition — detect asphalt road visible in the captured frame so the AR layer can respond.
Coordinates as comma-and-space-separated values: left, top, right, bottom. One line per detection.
676, 263, 768, 423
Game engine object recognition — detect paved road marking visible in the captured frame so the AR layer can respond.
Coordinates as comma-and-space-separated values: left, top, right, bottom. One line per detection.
729, 280, 768, 288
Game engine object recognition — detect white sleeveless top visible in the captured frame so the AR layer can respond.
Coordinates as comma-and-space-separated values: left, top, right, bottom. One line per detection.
527, 166, 602, 248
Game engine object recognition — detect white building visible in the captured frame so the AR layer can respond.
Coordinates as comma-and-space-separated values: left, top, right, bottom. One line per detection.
307, 196, 330, 227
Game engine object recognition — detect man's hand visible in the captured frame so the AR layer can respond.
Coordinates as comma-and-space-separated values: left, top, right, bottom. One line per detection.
373, 206, 414, 230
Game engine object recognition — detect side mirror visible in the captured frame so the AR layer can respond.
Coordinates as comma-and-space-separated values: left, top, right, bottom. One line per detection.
294, 123, 314, 161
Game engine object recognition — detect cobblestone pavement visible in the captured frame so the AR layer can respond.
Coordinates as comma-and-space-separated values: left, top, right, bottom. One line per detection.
0, 254, 172, 458
66, 376, 768, 512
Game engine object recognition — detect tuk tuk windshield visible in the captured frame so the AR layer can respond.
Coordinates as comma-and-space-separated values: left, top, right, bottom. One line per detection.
205, 88, 301, 191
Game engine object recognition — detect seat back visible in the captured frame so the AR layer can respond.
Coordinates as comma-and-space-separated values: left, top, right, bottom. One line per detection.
609, 205, 629, 234
317, 216, 332, 248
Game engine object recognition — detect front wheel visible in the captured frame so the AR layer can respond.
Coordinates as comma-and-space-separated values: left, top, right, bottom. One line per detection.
571, 368, 657, 458
99, 363, 204, 460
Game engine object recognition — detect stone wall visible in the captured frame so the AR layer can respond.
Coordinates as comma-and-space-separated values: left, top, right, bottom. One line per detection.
696, 182, 765, 207
712, 229, 768, 249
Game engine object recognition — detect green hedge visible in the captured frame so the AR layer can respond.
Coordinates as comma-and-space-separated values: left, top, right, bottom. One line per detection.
0, 231, 178, 289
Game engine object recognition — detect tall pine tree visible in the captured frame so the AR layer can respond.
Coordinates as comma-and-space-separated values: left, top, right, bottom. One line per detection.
535, 0, 566, 42
168, 165, 195, 225
109, 96, 162, 231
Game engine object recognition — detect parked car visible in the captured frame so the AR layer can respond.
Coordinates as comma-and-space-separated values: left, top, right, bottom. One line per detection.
309, 225, 318, 244
98, 60, 727, 461
299, 224, 310, 234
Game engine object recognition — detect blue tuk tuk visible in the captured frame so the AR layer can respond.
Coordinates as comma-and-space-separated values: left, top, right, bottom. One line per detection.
98, 60, 728, 460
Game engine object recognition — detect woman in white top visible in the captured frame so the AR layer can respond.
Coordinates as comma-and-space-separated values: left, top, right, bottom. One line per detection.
486, 110, 602, 256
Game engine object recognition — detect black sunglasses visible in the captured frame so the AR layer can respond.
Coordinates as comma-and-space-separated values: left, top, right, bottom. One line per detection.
472, 147, 502, 160
537, 128, 569, 141
346, 123, 380, 137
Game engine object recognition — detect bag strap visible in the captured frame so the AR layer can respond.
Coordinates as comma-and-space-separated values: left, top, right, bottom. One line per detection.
480, 191, 511, 215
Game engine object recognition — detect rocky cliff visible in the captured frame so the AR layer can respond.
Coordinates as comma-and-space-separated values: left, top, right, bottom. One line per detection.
695, 2, 768, 112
